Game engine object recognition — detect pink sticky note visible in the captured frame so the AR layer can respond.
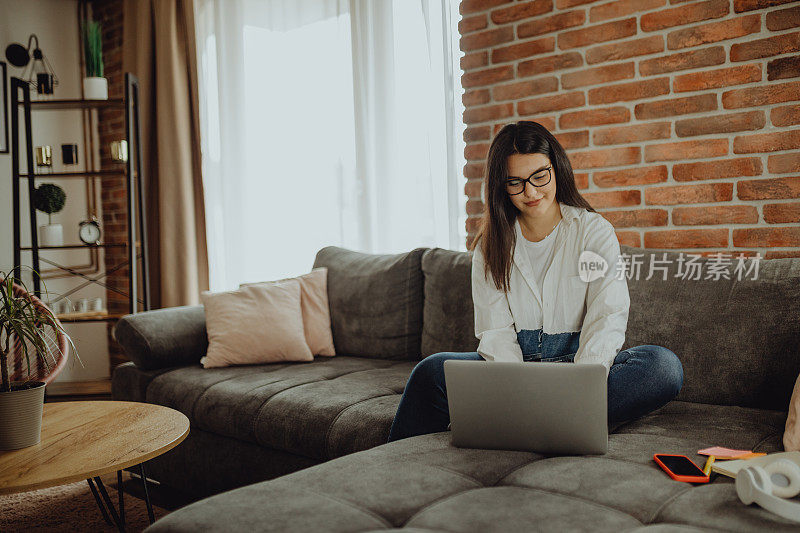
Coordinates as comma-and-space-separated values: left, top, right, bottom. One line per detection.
697, 446, 753, 458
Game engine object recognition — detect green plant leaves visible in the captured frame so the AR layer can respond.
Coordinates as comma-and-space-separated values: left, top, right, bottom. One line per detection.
82, 20, 104, 78
32, 183, 66, 215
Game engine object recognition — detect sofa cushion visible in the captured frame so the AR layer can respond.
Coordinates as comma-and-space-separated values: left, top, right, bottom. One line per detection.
313, 246, 427, 361
146, 401, 791, 532
620, 246, 800, 411
420, 248, 478, 357
139, 356, 416, 461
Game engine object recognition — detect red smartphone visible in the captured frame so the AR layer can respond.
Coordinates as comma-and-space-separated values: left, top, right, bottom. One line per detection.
653, 454, 710, 483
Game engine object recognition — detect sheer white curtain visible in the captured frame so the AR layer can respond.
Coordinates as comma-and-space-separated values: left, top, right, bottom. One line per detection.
195, 0, 466, 291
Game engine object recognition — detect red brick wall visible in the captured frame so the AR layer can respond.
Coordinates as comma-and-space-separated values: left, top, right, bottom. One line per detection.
90, 0, 129, 367
460, 0, 800, 258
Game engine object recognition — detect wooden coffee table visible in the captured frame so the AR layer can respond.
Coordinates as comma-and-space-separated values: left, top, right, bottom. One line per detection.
0, 401, 189, 531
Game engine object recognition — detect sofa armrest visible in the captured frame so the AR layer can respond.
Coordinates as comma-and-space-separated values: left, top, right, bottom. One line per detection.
113, 305, 208, 371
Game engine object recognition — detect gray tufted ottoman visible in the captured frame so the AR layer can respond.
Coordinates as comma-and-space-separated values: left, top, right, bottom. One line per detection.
146, 400, 798, 532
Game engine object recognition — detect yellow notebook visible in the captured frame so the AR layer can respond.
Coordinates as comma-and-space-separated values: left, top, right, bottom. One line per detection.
711, 451, 800, 479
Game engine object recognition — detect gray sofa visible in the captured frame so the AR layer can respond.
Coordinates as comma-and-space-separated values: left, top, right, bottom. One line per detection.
111, 245, 800, 531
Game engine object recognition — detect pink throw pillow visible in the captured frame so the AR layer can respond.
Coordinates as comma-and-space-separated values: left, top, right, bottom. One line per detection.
241, 268, 336, 357
200, 279, 313, 368
784, 374, 800, 451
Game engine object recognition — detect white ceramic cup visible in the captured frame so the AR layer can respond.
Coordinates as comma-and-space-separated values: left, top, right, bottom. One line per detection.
76, 298, 90, 313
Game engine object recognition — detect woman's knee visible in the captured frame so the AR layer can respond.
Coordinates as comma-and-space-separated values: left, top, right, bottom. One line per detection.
409, 352, 480, 387
410, 352, 459, 385
644, 345, 683, 398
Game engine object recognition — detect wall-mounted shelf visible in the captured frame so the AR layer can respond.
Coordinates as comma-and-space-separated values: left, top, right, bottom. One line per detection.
56, 311, 126, 323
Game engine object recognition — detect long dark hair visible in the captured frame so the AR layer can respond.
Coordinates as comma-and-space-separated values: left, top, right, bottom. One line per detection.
469, 120, 595, 293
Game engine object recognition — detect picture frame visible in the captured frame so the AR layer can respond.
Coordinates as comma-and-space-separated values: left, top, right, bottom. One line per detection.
0, 61, 8, 154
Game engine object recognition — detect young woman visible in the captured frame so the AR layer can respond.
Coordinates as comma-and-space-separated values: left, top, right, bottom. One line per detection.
387, 120, 683, 442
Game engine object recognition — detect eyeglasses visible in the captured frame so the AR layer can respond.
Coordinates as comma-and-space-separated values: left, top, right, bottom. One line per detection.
505, 166, 552, 195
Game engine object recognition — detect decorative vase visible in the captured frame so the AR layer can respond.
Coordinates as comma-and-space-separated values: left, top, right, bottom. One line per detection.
83, 76, 108, 100
39, 224, 63, 247
0, 382, 46, 450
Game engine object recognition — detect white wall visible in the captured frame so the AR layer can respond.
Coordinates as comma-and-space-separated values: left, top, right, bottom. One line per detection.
1, 0, 110, 383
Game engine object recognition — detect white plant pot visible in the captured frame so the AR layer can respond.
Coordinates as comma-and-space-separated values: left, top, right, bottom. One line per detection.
83, 77, 108, 100
39, 224, 63, 247
0, 382, 46, 450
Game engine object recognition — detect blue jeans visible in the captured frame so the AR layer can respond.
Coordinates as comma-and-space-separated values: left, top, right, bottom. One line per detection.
387, 345, 683, 443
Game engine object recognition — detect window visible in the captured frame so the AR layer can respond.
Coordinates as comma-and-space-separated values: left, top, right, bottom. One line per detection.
196, 0, 466, 290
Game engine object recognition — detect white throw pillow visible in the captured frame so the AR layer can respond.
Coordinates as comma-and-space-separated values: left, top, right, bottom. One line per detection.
200, 280, 313, 368
241, 268, 335, 356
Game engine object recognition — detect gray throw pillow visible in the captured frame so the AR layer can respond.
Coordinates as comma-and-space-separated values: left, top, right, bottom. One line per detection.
620, 245, 800, 411
313, 246, 427, 361
420, 248, 478, 358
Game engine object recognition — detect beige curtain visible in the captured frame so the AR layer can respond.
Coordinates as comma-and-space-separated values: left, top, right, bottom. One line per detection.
123, 0, 209, 308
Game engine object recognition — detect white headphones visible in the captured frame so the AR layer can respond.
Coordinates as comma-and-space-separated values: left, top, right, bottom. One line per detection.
736, 459, 800, 522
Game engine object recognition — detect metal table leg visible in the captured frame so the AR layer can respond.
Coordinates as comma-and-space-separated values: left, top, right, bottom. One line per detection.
86, 463, 156, 530
118, 469, 125, 525
139, 463, 156, 524
87, 474, 124, 532
87, 477, 114, 527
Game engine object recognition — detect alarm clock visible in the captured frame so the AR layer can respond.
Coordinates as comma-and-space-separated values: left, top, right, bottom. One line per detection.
78, 218, 102, 245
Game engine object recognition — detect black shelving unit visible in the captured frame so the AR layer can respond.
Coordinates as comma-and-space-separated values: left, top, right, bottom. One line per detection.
10, 72, 150, 318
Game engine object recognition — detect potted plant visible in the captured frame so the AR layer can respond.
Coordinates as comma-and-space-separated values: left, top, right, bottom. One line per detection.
82, 20, 107, 100
33, 183, 66, 247
0, 273, 76, 450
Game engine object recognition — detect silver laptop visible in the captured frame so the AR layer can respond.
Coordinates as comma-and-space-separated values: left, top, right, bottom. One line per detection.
443, 360, 608, 455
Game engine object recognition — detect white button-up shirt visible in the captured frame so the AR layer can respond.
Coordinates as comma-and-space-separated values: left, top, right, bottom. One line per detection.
471, 201, 630, 375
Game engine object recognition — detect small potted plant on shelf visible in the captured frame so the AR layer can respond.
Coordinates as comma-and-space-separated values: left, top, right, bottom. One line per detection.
0, 273, 76, 450
82, 20, 107, 100
33, 183, 66, 247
